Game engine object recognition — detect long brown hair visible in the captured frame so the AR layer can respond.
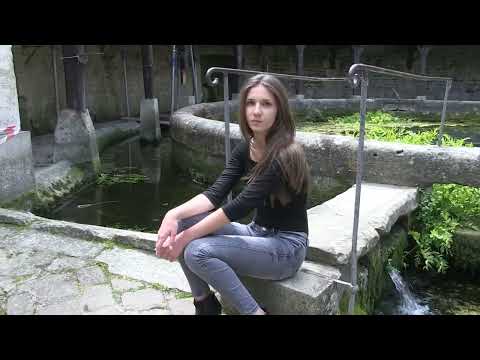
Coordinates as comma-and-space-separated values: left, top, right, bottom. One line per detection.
238, 74, 310, 202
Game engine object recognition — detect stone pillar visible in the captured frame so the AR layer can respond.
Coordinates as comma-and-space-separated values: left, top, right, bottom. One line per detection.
54, 45, 100, 174
296, 45, 305, 98
232, 45, 244, 97
417, 45, 432, 99
418, 45, 431, 75
259, 45, 269, 72
0, 45, 35, 207
140, 45, 160, 144
353, 45, 364, 64
142, 45, 154, 99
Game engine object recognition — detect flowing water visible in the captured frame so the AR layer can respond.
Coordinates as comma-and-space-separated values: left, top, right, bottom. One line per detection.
381, 268, 431, 315
375, 268, 480, 315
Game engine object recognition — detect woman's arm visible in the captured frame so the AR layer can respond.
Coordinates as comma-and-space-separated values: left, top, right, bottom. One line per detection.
158, 208, 230, 261
156, 141, 248, 260
166, 193, 214, 221
156, 194, 213, 252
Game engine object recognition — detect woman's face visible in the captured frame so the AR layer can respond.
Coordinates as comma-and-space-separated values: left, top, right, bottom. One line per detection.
245, 84, 278, 137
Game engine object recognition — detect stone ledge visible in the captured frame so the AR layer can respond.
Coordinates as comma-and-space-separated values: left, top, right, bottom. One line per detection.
0, 208, 157, 251
307, 183, 418, 265
219, 261, 343, 315
172, 102, 480, 188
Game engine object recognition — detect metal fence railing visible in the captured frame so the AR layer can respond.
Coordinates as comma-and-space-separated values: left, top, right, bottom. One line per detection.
203, 64, 453, 315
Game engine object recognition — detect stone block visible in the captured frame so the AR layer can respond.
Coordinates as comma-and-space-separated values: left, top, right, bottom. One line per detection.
140, 98, 161, 143
307, 183, 417, 265
219, 261, 342, 315
53, 109, 100, 173
0, 131, 35, 205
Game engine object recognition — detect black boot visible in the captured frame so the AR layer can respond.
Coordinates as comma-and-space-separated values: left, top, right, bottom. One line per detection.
193, 292, 222, 315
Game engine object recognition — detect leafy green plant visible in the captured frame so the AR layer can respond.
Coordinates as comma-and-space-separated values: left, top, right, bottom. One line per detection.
409, 184, 480, 273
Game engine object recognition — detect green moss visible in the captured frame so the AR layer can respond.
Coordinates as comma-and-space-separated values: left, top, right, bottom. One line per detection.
101, 239, 136, 251
14, 274, 34, 283
174, 290, 193, 299
150, 283, 169, 292
1, 190, 37, 211
452, 229, 480, 276
338, 291, 368, 315
95, 261, 110, 277
33, 166, 89, 216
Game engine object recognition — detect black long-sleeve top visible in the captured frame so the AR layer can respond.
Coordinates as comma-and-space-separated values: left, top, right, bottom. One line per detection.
202, 141, 309, 234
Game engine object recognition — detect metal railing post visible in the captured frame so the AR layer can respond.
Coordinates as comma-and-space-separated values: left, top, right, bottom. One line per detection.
170, 45, 177, 121
437, 79, 452, 146
348, 73, 368, 315
223, 72, 232, 202
121, 46, 130, 117
190, 45, 199, 104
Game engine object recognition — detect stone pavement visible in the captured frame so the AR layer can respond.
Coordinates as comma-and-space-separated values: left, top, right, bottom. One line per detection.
0, 223, 197, 315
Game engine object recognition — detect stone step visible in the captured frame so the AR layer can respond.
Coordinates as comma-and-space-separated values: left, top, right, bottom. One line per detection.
219, 261, 343, 315
307, 182, 418, 266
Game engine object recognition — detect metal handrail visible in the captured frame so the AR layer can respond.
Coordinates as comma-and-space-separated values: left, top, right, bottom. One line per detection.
348, 63, 452, 84
348, 63, 453, 146
206, 67, 348, 87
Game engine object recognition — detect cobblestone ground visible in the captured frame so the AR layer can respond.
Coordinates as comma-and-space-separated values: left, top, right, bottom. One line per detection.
0, 224, 198, 315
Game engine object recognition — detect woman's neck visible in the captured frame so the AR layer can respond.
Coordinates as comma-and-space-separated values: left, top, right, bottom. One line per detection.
252, 135, 266, 151
250, 135, 267, 162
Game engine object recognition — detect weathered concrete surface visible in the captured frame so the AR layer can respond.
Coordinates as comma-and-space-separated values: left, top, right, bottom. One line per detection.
0, 216, 196, 315
140, 98, 161, 143
0, 208, 157, 251
96, 248, 190, 292
220, 261, 343, 315
0, 131, 35, 205
307, 183, 418, 265
53, 109, 100, 173
172, 102, 480, 188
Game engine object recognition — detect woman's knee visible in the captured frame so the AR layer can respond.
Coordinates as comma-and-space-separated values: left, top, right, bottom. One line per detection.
183, 240, 214, 270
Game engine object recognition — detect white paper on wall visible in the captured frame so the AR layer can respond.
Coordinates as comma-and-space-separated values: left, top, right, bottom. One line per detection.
0, 45, 21, 132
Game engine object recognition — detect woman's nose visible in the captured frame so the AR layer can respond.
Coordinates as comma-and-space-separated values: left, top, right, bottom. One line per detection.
253, 103, 261, 114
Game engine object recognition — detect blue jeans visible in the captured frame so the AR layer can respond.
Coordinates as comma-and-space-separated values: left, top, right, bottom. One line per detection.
177, 212, 308, 315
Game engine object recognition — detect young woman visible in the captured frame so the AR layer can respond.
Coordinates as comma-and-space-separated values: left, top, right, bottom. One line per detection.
156, 74, 310, 315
